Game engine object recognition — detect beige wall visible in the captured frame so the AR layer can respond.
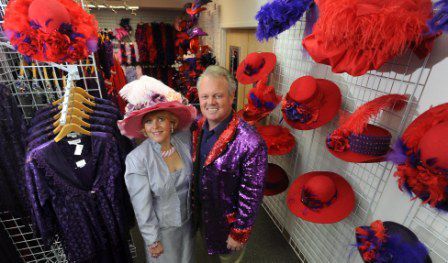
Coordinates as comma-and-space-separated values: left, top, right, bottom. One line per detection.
214, 0, 269, 28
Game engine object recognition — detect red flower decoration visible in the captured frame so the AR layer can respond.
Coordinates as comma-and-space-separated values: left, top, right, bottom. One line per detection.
327, 129, 350, 152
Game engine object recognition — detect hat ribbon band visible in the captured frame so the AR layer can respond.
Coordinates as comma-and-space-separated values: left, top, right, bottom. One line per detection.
244, 59, 265, 76
249, 93, 276, 110
301, 188, 338, 211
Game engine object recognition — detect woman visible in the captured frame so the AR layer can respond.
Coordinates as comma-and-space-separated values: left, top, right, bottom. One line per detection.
117, 76, 197, 262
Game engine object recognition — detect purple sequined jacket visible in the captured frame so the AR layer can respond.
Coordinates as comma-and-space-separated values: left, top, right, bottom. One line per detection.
191, 115, 268, 255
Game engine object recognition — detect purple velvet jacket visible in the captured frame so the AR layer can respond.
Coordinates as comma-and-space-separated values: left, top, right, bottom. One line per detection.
191, 114, 268, 255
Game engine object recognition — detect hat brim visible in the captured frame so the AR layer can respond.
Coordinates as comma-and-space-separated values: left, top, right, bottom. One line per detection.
283, 79, 341, 130
117, 101, 197, 139
236, 53, 277, 84
286, 171, 355, 224
257, 125, 295, 155
326, 125, 391, 163
237, 107, 271, 125
264, 163, 289, 196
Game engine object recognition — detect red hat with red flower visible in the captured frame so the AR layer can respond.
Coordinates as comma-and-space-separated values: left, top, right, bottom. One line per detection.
264, 163, 289, 196
3, 0, 98, 63
326, 94, 407, 163
355, 220, 431, 262
281, 76, 341, 130
236, 52, 276, 84
287, 171, 355, 224
117, 76, 197, 139
257, 125, 295, 156
387, 103, 448, 211
237, 77, 282, 124
302, 0, 433, 76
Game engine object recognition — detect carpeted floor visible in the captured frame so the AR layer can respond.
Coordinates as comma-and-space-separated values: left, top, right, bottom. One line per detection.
131, 207, 298, 262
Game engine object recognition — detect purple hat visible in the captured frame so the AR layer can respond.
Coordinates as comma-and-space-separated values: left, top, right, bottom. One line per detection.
188, 27, 208, 39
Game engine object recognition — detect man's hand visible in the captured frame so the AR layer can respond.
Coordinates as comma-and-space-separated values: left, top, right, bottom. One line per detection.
227, 236, 244, 251
149, 242, 164, 258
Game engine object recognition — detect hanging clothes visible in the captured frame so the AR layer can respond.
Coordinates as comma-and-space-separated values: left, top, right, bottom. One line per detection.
25, 132, 133, 263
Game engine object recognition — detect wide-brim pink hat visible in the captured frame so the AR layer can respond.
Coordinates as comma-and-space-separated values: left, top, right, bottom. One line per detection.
117, 76, 197, 139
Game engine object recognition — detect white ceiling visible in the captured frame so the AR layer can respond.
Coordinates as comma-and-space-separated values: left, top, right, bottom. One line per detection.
101, 0, 191, 9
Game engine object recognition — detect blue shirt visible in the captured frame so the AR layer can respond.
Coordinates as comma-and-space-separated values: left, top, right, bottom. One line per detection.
199, 112, 234, 170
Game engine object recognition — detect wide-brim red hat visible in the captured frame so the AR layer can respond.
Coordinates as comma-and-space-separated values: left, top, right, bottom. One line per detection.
257, 125, 295, 155
117, 101, 197, 139
236, 52, 276, 84
282, 76, 341, 130
287, 171, 355, 224
264, 163, 289, 196
237, 104, 271, 125
327, 124, 392, 163
3, 0, 98, 63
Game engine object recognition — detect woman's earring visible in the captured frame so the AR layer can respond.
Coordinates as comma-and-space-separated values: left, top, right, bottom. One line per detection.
171, 124, 174, 134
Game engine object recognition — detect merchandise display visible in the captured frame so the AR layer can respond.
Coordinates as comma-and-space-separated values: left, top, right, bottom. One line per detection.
236, 52, 276, 84
264, 163, 289, 196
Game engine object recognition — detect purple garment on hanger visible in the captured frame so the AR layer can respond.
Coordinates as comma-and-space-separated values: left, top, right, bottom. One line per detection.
25, 132, 133, 263
0, 84, 29, 217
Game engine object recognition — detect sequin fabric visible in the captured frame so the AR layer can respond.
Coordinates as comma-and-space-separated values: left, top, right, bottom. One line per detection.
191, 116, 268, 254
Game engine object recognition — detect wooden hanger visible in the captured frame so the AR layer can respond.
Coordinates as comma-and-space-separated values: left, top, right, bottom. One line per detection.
54, 123, 91, 142
53, 107, 90, 120
57, 100, 94, 114
53, 115, 91, 134
52, 92, 96, 107
72, 87, 95, 100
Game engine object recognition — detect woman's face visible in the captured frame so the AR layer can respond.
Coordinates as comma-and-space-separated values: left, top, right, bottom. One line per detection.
142, 111, 176, 144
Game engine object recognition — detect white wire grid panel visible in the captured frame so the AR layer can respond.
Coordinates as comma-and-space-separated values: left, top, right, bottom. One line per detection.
261, 13, 435, 263
0, 1, 136, 262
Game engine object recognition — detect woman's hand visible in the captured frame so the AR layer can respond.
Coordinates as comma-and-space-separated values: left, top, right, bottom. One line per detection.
149, 242, 164, 258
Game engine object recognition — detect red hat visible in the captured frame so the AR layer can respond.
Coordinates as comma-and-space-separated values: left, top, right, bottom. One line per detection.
117, 76, 197, 139
327, 94, 407, 163
287, 171, 355, 224
237, 77, 282, 124
257, 125, 295, 155
186, 3, 207, 16
388, 103, 448, 211
236, 52, 276, 84
302, 0, 433, 76
281, 76, 341, 130
3, 0, 98, 63
264, 163, 289, 196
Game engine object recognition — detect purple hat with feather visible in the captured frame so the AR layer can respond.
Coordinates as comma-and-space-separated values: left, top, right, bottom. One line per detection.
355, 220, 431, 263
188, 27, 208, 39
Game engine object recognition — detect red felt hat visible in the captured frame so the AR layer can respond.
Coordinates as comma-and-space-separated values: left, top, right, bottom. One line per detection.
281, 76, 341, 130
264, 163, 289, 196
287, 171, 355, 224
302, 0, 433, 76
257, 125, 295, 155
3, 0, 98, 63
236, 52, 276, 84
237, 77, 282, 124
117, 76, 197, 139
388, 103, 448, 211
326, 94, 408, 163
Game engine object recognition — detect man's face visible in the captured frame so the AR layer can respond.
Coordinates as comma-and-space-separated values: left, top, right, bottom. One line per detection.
198, 76, 234, 128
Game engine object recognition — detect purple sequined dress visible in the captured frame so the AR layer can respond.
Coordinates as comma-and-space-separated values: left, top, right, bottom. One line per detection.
25, 132, 133, 262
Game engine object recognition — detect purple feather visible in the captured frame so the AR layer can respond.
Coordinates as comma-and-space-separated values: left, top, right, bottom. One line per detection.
380, 235, 430, 263
255, 0, 313, 42
386, 139, 408, 165
428, 0, 448, 33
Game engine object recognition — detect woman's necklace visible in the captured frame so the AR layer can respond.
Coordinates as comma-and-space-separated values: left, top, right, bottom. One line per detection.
161, 145, 176, 158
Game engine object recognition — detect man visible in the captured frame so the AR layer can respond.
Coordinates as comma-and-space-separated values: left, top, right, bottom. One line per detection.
191, 65, 268, 262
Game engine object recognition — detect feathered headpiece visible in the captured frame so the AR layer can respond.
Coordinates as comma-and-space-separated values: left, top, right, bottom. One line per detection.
256, 0, 313, 42
326, 94, 407, 163
388, 103, 448, 210
356, 221, 430, 263
428, 0, 448, 33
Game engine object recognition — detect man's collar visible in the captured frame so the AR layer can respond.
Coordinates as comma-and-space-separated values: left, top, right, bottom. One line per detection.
203, 112, 234, 137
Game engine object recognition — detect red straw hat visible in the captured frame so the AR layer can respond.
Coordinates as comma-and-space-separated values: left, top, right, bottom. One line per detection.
388, 103, 448, 211
236, 52, 276, 84
117, 76, 197, 139
237, 77, 282, 124
264, 163, 289, 196
281, 76, 341, 130
3, 0, 98, 63
257, 125, 295, 155
287, 171, 355, 224
326, 94, 407, 163
302, 0, 433, 76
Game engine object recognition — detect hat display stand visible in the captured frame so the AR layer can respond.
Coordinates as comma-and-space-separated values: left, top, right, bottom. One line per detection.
257, 10, 442, 262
